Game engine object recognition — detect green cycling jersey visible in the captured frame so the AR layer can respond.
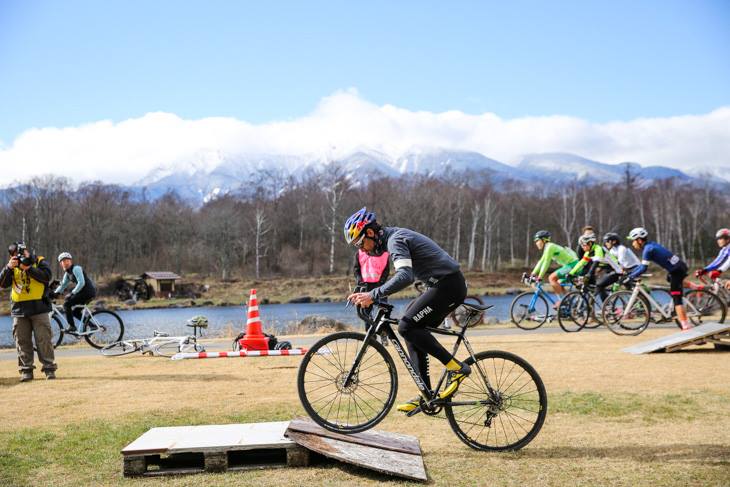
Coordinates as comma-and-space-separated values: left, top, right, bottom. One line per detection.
531, 242, 579, 279
569, 243, 607, 276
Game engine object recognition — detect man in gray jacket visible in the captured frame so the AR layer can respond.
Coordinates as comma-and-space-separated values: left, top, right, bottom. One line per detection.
0, 242, 57, 381
345, 208, 470, 413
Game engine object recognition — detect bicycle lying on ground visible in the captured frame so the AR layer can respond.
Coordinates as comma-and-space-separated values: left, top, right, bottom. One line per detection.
101, 320, 207, 357
47, 299, 125, 349
601, 275, 726, 336
297, 300, 547, 451
510, 273, 573, 330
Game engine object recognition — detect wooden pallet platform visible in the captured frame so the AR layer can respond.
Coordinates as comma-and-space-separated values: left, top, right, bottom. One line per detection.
121, 422, 309, 477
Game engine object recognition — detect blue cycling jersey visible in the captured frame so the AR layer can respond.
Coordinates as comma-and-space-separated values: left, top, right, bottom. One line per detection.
629, 241, 685, 279
704, 245, 730, 273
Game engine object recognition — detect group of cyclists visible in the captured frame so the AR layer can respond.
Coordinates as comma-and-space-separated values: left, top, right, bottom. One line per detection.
528, 226, 730, 331
340, 206, 730, 411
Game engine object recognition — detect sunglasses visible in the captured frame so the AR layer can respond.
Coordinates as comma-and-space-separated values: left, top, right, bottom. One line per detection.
353, 233, 370, 249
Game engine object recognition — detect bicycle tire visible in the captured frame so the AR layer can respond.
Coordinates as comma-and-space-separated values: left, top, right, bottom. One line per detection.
450, 295, 485, 327
84, 310, 125, 349
33, 313, 65, 352
602, 291, 650, 336
297, 331, 398, 434
101, 340, 141, 356
445, 350, 547, 451
510, 292, 549, 330
582, 293, 604, 329
557, 291, 588, 332
683, 289, 727, 326
155, 340, 183, 357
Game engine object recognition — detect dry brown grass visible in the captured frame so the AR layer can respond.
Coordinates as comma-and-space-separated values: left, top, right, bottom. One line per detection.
1, 329, 729, 486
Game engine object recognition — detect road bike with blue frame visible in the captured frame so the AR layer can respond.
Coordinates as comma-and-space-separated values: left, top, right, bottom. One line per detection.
510, 273, 572, 330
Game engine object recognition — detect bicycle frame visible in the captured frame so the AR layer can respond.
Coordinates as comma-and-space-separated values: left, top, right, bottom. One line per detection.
622, 281, 701, 322
343, 304, 496, 408
51, 303, 95, 333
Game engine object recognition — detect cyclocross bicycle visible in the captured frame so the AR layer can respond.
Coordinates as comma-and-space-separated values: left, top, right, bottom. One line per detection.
101, 322, 206, 357
297, 300, 547, 451
510, 273, 573, 330
601, 275, 726, 336
48, 300, 124, 349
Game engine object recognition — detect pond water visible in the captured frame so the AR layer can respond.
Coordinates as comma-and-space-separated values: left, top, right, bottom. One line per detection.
0, 294, 518, 348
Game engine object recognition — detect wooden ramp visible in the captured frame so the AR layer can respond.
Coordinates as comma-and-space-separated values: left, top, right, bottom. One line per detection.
121, 422, 309, 477
623, 322, 730, 354
285, 418, 428, 482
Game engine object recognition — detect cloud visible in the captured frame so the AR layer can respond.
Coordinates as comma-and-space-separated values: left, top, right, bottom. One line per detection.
1, 88, 728, 186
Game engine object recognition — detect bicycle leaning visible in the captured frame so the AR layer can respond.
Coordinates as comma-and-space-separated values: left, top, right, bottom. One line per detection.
297, 300, 547, 451
101, 318, 207, 357
47, 298, 124, 349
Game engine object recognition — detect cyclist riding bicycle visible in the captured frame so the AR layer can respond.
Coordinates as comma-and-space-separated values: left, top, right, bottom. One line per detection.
695, 228, 730, 281
344, 207, 471, 413
568, 233, 610, 284
626, 228, 692, 331
54, 252, 97, 333
591, 232, 641, 301
529, 230, 579, 307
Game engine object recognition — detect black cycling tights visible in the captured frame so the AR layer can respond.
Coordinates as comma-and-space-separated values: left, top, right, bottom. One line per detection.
397, 272, 467, 391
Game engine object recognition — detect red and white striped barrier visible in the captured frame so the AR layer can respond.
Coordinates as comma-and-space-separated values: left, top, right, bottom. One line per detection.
171, 348, 309, 361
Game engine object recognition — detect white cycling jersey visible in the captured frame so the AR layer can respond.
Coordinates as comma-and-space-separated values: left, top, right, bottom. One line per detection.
591, 245, 640, 273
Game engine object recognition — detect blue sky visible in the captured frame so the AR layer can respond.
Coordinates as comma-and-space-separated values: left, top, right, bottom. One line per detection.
1, 0, 728, 142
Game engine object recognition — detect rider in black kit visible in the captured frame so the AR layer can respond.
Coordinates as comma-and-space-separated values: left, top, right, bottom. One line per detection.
345, 208, 471, 412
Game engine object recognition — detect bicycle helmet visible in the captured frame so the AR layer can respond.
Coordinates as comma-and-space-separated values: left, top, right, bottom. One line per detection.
57, 252, 73, 262
578, 234, 596, 246
533, 230, 551, 241
187, 315, 209, 328
627, 227, 648, 240
344, 207, 376, 245
715, 228, 730, 239
603, 232, 621, 244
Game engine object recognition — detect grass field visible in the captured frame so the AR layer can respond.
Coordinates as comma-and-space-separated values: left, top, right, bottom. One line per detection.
1, 329, 729, 486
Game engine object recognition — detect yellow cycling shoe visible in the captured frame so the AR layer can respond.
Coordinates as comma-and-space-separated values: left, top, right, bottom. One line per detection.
396, 397, 421, 413
439, 362, 472, 399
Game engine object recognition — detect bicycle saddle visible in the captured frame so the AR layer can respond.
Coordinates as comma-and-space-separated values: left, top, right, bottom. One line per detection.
461, 302, 494, 312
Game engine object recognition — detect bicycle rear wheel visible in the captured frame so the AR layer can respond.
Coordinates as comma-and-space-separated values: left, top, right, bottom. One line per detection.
510, 292, 549, 330
445, 350, 547, 451
297, 331, 398, 434
684, 290, 726, 325
101, 340, 141, 356
84, 310, 125, 349
602, 291, 650, 336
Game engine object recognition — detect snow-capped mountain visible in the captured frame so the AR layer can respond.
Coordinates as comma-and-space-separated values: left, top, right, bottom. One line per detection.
130, 148, 715, 205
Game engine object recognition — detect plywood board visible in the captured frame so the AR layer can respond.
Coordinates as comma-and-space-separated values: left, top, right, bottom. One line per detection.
287, 418, 421, 455
622, 322, 730, 354
287, 430, 427, 482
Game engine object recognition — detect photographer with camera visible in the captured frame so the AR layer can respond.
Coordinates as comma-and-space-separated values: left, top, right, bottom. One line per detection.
0, 242, 57, 382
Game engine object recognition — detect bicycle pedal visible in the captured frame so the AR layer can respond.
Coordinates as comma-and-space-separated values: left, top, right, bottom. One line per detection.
405, 406, 423, 417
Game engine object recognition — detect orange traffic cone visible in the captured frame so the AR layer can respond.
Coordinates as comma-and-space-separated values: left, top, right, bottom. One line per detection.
239, 289, 269, 351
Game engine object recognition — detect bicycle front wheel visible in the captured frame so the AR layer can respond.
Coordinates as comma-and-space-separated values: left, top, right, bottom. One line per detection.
445, 350, 547, 451
684, 290, 726, 326
84, 310, 125, 349
101, 340, 141, 356
602, 291, 650, 336
557, 291, 589, 332
297, 331, 398, 434
510, 292, 549, 330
